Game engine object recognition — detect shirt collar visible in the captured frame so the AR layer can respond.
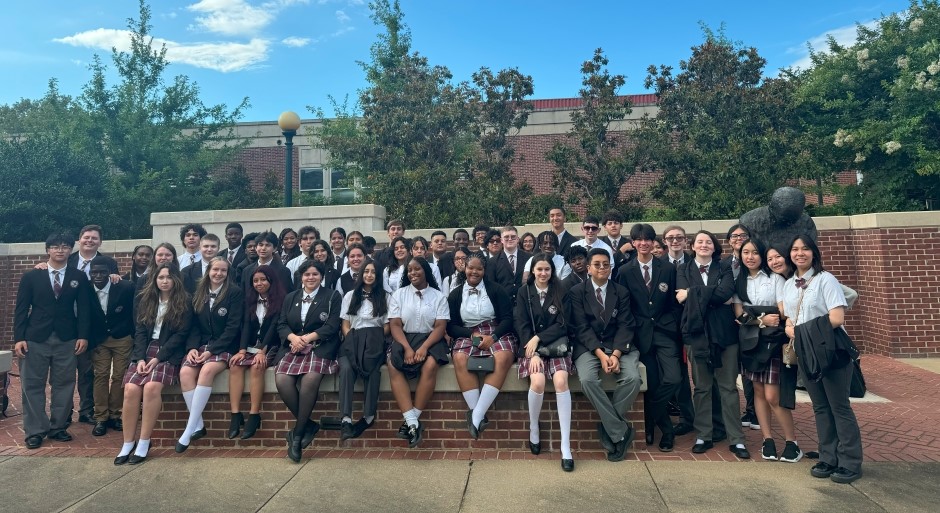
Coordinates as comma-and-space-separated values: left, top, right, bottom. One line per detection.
96, 281, 111, 294
590, 278, 609, 293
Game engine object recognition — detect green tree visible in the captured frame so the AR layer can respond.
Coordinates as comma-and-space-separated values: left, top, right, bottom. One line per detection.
640, 27, 801, 220
546, 48, 642, 217
795, 0, 940, 212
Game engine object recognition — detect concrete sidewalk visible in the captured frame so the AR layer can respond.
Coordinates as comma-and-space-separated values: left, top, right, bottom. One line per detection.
3, 456, 937, 513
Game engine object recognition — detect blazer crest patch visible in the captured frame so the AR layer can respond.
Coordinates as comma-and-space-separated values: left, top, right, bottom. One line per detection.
548, 305, 558, 315
319, 311, 328, 321
69, 280, 79, 288
217, 307, 228, 316
115, 306, 124, 313
659, 282, 668, 292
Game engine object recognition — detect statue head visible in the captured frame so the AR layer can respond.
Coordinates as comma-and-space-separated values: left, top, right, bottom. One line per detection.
768, 187, 805, 224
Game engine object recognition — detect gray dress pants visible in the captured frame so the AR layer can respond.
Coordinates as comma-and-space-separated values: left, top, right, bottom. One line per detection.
575, 350, 641, 443
20, 333, 77, 437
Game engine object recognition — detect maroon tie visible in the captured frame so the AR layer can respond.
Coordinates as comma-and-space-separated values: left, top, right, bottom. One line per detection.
53, 270, 62, 298
416, 290, 423, 300
508, 254, 515, 273
795, 278, 807, 289
595, 287, 604, 308
643, 264, 651, 290
699, 265, 708, 274
468, 287, 480, 296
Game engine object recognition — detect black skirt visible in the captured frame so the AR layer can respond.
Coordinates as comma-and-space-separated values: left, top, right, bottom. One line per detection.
342, 326, 388, 378
388, 332, 449, 380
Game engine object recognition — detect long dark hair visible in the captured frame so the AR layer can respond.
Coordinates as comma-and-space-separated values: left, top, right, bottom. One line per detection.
734, 238, 770, 305
387, 236, 410, 273
787, 235, 824, 274
401, 256, 439, 291
525, 252, 565, 317
347, 259, 388, 318
246, 265, 287, 319
146, 242, 179, 276
310, 239, 335, 268
450, 246, 470, 290
136, 263, 189, 330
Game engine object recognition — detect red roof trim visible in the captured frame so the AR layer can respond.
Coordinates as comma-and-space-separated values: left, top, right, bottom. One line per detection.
531, 94, 657, 110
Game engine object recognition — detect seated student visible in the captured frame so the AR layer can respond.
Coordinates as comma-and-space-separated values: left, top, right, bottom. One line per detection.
176, 257, 244, 453
123, 245, 153, 285
410, 236, 443, 286
514, 253, 575, 472
14, 233, 92, 449
309, 239, 340, 290
228, 265, 286, 440
116, 263, 192, 465
286, 226, 319, 281
569, 248, 640, 462
179, 224, 207, 270
382, 236, 411, 294
338, 259, 389, 440
442, 246, 470, 294
386, 257, 450, 448
560, 245, 589, 295
521, 230, 571, 283
183, 233, 221, 293
616, 224, 682, 452
429, 230, 455, 278
336, 243, 367, 296
135, 243, 179, 296
89, 257, 136, 437
447, 253, 517, 440
234, 232, 259, 285
274, 260, 343, 463
278, 228, 301, 266
241, 232, 293, 294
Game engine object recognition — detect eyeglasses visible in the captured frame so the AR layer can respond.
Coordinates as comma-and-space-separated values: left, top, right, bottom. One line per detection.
501, 235, 518, 240
453, 256, 467, 262
664, 236, 686, 242
488, 239, 501, 245
729, 234, 749, 241
590, 263, 611, 269
583, 226, 599, 232
49, 245, 71, 251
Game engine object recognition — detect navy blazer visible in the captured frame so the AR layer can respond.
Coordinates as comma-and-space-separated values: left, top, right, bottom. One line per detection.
513, 284, 568, 357
676, 257, 737, 352
241, 259, 294, 295
483, 253, 515, 293
220, 247, 247, 269
131, 300, 193, 366
275, 287, 343, 362
240, 299, 280, 352
183, 260, 206, 294
433, 252, 455, 281
489, 250, 532, 301
89, 279, 136, 347
446, 280, 513, 340
68, 251, 119, 275
557, 231, 578, 257
14, 267, 92, 343
617, 257, 682, 354
187, 286, 245, 355
567, 279, 636, 360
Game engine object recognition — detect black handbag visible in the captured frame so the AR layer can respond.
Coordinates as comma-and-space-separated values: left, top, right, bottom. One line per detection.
525, 285, 570, 358
467, 355, 495, 373
849, 358, 867, 398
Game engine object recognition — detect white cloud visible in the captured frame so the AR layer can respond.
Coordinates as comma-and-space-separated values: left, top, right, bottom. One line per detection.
282, 36, 311, 47
331, 26, 354, 37
187, 0, 274, 36
54, 28, 270, 73
335, 10, 350, 23
787, 20, 878, 71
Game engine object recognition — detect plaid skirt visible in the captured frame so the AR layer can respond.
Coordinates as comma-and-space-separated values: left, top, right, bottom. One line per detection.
122, 340, 178, 387
233, 350, 275, 368
451, 321, 517, 357
275, 350, 338, 376
742, 358, 781, 385
182, 344, 231, 367
517, 354, 575, 379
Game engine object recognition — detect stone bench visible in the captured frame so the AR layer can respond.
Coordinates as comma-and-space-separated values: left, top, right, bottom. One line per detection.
148, 362, 647, 454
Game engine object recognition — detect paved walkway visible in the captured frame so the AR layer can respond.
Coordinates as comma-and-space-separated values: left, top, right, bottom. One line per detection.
2, 355, 940, 463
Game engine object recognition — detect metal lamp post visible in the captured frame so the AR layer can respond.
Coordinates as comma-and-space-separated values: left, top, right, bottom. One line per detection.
277, 111, 301, 207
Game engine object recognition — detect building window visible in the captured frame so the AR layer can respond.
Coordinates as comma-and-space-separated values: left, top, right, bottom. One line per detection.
299, 167, 355, 201
300, 167, 324, 196
330, 168, 355, 202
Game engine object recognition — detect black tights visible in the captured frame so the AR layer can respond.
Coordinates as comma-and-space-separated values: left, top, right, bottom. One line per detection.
275, 372, 324, 436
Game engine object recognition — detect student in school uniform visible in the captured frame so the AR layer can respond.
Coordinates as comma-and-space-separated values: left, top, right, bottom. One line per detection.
386, 257, 450, 448
447, 253, 517, 441
336, 243, 367, 296
519, 232, 536, 254
560, 245, 589, 295
725, 223, 758, 431
309, 239, 340, 290
452, 228, 471, 249
278, 228, 301, 266
88, 257, 136, 437
286, 226, 320, 282
441, 246, 471, 295
660, 225, 696, 437
234, 232, 260, 286
549, 206, 578, 257
514, 253, 575, 472
122, 245, 153, 285
220, 223, 246, 270
490, 225, 531, 302
135, 243, 179, 297
409, 236, 443, 286
183, 233, 221, 294
115, 263, 192, 465
175, 257, 244, 453
14, 233, 92, 449
274, 260, 343, 463
179, 224, 207, 271
228, 265, 286, 440
652, 237, 667, 259
676, 230, 749, 459
373, 219, 406, 272
241, 232, 293, 294
600, 210, 634, 269
382, 236, 411, 295
328, 227, 348, 272
521, 231, 571, 283
338, 259, 389, 440
429, 230, 455, 278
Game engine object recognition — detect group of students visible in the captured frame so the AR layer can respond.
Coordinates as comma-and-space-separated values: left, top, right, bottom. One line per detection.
13, 209, 863, 482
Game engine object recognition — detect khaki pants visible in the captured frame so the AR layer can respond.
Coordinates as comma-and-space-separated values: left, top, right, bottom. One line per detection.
92, 335, 133, 422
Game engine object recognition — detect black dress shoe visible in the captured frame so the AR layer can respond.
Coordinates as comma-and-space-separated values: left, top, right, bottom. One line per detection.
340, 421, 355, 441
466, 410, 479, 440
478, 415, 490, 435
351, 418, 373, 438
561, 459, 575, 472
407, 422, 423, 448
830, 467, 862, 484
190, 427, 208, 441
645, 432, 655, 445
729, 445, 751, 459
673, 423, 694, 436
25, 435, 43, 449
227, 412, 245, 439
92, 422, 108, 437
48, 430, 73, 442
597, 423, 615, 453
241, 414, 262, 440
811, 462, 837, 478
109, 419, 123, 432
127, 453, 147, 465
175, 441, 189, 453
397, 422, 409, 439
287, 435, 302, 463
692, 440, 714, 454
608, 437, 628, 462
659, 433, 675, 452
78, 414, 95, 425
529, 442, 541, 455
300, 421, 320, 449
113, 454, 131, 466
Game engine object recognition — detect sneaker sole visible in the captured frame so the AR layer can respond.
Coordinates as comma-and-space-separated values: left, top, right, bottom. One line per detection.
749, 424, 761, 430
811, 469, 835, 478
780, 452, 804, 463
761, 454, 778, 461
741, 422, 751, 427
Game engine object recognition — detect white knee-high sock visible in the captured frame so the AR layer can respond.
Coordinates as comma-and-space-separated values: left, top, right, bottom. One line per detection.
557, 390, 573, 460
462, 389, 480, 410
179, 385, 212, 445
527, 390, 544, 444
472, 384, 500, 428
182, 389, 195, 412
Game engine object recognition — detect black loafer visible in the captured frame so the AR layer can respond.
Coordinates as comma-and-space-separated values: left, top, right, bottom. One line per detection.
561, 458, 575, 472
92, 422, 108, 437
478, 415, 490, 435
659, 433, 675, 452
608, 437, 628, 462
300, 421, 320, 449
227, 412, 244, 439
466, 410, 479, 440
78, 414, 96, 425
127, 453, 147, 465
25, 435, 43, 449
190, 427, 208, 441
114, 454, 131, 465
692, 440, 714, 454
529, 442, 541, 455
287, 436, 302, 463
407, 422, 423, 448
351, 418, 373, 438
729, 445, 751, 459
673, 423, 694, 436
340, 421, 355, 441
175, 441, 189, 454
645, 432, 655, 445
109, 419, 123, 432
397, 422, 409, 439
48, 430, 73, 442
830, 467, 862, 484
811, 462, 837, 478
597, 423, 615, 453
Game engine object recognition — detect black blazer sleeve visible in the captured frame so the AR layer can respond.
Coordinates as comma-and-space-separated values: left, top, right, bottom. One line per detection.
157, 305, 192, 364
206, 286, 244, 355
13, 271, 37, 342
513, 285, 568, 355
611, 283, 636, 353
488, 282, 514, 339
569, 283, 602, 355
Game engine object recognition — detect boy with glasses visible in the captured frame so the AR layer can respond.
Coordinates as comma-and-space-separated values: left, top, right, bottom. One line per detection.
569, 216, 616, 270
661, 226, 692, 266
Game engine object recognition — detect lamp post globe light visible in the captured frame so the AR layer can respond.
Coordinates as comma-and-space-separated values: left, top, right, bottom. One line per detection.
278, 111, 302, 207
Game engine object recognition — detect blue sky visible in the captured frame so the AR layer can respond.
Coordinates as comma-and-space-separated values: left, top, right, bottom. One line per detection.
0, 0, 911, 121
